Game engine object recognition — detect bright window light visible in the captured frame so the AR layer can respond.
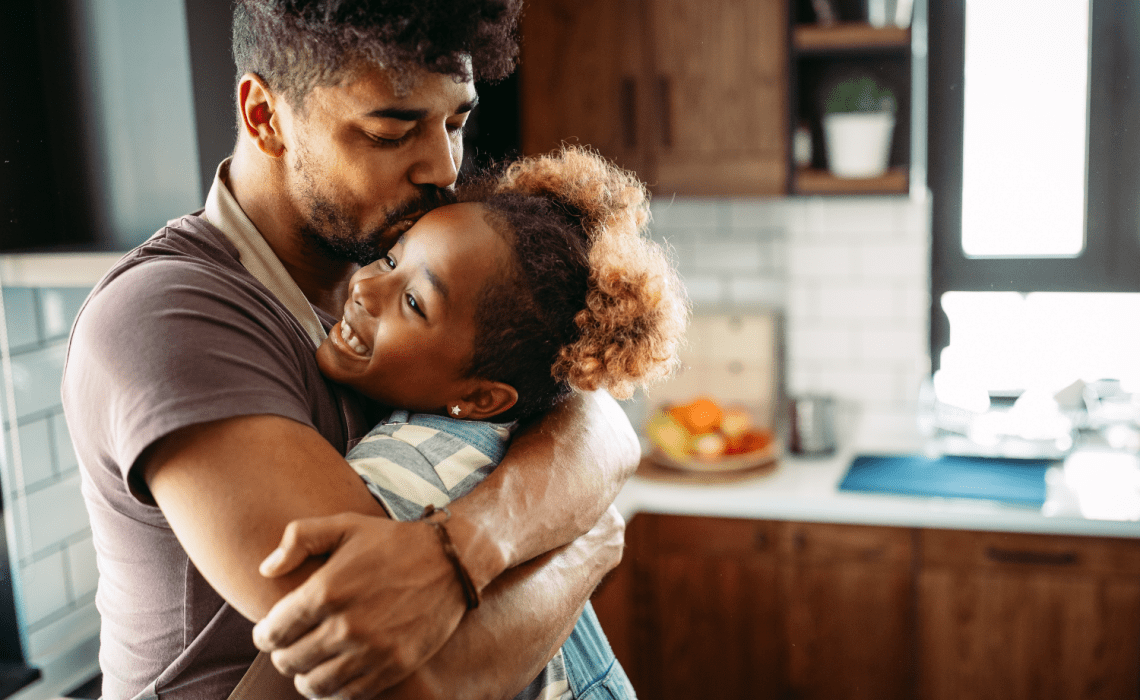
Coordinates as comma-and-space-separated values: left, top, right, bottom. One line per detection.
960, 0, 1090, 258
940, 292, 1140, 394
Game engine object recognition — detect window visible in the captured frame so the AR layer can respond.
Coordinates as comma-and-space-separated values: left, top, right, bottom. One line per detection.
929, 0, 1140, 394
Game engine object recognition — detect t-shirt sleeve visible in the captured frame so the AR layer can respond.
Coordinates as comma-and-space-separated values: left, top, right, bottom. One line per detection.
64, 257, 317, 502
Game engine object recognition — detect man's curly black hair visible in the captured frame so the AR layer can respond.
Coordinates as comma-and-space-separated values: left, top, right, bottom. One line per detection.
233, 0, 522, 108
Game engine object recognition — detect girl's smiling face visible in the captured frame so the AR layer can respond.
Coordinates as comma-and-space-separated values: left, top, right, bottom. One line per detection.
317, 202, 515, 416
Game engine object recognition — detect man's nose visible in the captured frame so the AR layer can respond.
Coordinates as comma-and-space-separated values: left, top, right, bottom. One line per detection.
409, 123, 460, 188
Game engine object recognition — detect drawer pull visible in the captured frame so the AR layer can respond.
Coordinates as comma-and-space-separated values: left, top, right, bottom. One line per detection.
985, 547, 1078, 566
620, 78, 637, 149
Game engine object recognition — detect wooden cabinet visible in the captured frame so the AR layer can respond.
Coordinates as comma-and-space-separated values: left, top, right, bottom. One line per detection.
520, 0, 788, 196
780, 522, 914, 700
918, 530, 1140, 700
592, 514, 1140, 699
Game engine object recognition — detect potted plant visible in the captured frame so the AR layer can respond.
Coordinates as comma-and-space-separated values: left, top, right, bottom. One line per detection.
822, 76, 896, 178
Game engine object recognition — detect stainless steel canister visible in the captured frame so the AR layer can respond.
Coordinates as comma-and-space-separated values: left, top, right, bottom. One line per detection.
789, 395, 837, 455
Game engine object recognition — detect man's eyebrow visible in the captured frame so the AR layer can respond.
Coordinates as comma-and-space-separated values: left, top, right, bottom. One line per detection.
365, 98, 478, 122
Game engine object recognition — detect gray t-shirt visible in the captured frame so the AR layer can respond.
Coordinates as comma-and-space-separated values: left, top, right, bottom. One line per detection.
62, 214, 369, 700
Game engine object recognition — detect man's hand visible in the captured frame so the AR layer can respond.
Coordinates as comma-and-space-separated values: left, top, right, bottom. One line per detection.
253, 513, 467, 699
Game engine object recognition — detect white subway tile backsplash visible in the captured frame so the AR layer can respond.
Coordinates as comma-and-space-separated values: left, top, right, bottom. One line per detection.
52, 413, 78, 474
856, 242, 928, 280
816, 364, 902, 406
26, 474, 88, 555
693, 241, 763, 273
789, 327, 858, 362
857, 327, 928, 362
38, 288, 91, 341
8, 419, 54, 489
789, 243, 857, 279
817, 284, 899, 322
727, 199, 789, 230
680, 275, 725, 306
20, 551, 68, 626
650, 198, 728, 230
807, 197, 908, 239
2, 289, 39, 351
1, 342, 67, 422
787, 282, 818, 321
26, 600, 99, 660
728, 277, 785, 306
66, 537, 98, 601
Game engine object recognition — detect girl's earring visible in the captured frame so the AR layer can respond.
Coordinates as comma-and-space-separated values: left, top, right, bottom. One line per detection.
450, 405, 462, 417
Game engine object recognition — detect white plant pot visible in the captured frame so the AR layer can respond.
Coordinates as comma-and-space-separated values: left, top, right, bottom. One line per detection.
823, 112, 896, 179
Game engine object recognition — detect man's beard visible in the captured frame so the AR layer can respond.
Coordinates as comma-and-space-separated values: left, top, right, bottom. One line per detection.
297, 187, 456, 265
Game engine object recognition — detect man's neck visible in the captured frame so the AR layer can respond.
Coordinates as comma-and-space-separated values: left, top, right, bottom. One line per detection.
227, 152, 357, 317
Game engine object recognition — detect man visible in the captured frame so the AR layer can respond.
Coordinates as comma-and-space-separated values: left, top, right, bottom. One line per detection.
61, 1, 639, 698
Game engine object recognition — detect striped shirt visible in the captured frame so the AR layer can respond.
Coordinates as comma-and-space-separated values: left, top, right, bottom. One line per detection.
346, 410, 571, 700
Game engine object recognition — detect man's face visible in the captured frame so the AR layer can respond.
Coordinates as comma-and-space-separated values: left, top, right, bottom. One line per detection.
279, 65, 476, 264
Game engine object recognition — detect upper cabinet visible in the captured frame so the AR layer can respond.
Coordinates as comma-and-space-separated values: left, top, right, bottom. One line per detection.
519, 0, 923, 197
520, 0, 788, 196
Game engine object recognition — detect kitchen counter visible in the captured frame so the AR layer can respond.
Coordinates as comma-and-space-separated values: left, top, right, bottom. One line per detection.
614, 446, 1140, 539
0, 253, 121, 287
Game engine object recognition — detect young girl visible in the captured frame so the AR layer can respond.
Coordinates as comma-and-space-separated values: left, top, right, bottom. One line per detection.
316, 146, 688, 698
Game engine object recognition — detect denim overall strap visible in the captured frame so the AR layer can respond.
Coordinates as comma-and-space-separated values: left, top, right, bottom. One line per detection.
561, 603, 638, 699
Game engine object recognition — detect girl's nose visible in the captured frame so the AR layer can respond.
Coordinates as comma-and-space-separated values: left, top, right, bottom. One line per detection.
350, 267, 384, 315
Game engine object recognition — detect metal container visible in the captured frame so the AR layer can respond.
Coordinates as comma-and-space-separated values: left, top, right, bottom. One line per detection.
789, 395, 837, 455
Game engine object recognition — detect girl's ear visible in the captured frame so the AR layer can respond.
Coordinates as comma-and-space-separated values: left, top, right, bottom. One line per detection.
458, 380, 519, 421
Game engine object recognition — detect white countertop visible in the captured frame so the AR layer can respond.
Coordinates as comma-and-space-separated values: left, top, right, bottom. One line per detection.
614, 447, 1140, 540
0, 253, 121, 287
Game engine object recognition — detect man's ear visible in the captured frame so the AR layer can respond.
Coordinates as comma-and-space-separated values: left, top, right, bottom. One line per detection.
238, 73, 285, 158
457, 381, 519, 421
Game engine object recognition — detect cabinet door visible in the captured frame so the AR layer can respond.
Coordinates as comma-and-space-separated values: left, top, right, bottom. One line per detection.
633, 514, 785, 700
519, 0, 652, 179
780, 522, 915, 700
646, 0, 788, 195
919, 530, 1140, 700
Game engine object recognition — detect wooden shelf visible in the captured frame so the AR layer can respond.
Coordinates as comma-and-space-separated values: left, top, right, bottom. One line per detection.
794, 167, 908, 195
794, 22, 910, 53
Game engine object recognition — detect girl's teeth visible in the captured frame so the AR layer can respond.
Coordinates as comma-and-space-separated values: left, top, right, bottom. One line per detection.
339, 319, 369, 356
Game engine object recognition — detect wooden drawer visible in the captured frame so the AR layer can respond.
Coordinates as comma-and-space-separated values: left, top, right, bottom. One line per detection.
780, 521, 913, 565
649, 514, 777, 556
922, 529, 1140, 577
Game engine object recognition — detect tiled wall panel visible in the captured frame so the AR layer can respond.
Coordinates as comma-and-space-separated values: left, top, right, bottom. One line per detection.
0, 285, 98, 692
649, 194, 931, 448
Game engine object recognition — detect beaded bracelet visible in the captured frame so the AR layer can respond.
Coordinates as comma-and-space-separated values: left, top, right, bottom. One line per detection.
421, 504, 481, 610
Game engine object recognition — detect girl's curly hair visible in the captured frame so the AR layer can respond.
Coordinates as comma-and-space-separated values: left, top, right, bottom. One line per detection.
233, 0, 521, 108
458, 146, 689, 422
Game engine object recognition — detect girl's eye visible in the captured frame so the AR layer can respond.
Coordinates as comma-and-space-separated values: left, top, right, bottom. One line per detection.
380, 254, 397, 270
406, 293, 425, 318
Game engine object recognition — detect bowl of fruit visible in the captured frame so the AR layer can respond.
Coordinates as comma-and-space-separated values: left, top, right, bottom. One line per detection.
644, 396, 780, 473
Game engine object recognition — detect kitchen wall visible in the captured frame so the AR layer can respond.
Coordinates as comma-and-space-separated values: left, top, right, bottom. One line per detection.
648, 193, 931, 449
0, 284, 99, 700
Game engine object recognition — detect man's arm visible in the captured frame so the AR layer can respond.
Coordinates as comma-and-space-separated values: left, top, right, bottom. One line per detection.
146, 391, 639, 695
260, 506, 626, 700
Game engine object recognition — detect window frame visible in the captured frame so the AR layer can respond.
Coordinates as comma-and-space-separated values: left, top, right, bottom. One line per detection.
928, 0, 1140, 370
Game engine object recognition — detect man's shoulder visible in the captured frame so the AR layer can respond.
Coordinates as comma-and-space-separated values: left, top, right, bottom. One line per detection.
98, 213, 245, 292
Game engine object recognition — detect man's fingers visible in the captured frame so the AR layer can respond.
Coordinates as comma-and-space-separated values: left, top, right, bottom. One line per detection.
293, 650, 369, 700
253, 581, 329, 652
260, 514, 355, 577
266, 614, 343, 676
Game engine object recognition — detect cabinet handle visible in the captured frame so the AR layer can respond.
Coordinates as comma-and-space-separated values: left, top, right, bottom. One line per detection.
620, 78, 637, 149
657, 76, 673, 148
985, 547, 1078, 567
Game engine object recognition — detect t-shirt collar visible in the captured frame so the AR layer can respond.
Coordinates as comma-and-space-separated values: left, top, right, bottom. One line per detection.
203, 158, 327, 348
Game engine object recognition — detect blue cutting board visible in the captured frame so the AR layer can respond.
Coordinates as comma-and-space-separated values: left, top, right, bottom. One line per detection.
839, 454, 1056, 506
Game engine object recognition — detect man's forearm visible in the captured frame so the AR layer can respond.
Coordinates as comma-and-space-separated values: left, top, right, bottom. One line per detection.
445, 391, 640, 592
385, 506, 626, 700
